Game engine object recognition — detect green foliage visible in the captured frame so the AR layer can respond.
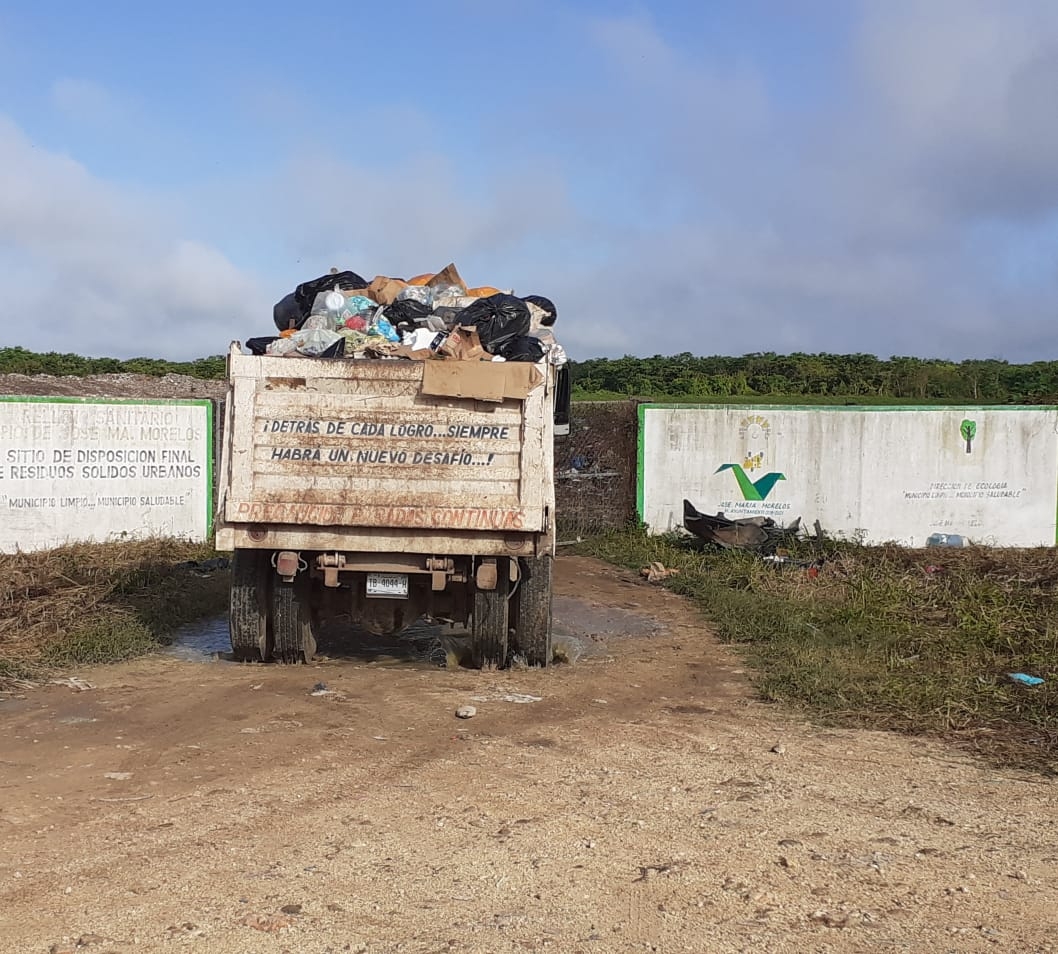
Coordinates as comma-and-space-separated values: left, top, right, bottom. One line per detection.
0, 347, 226, 380
582, 530, 1058, 773
571, 352, 1058, 404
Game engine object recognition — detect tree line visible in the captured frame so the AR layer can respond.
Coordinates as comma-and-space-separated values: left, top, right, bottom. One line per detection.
0, 347, 226, 380
570, 352, 1058, 404
4, 346, 1058, 404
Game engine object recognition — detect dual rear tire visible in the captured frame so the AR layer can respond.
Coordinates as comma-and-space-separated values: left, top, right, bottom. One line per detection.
229, 549, 316, 664
471, 555, 553, 669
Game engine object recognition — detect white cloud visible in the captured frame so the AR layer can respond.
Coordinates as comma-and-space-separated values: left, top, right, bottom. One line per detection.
0, 116, 267, 359
5, 3, 1058, 366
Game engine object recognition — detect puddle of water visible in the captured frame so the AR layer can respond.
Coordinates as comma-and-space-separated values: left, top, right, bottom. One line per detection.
166, 615, 230, 661
165, 595, 661, 666
165, 614, 452, 667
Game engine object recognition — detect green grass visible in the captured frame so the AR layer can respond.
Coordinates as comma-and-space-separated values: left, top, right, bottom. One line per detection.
1, 540, 230, 680
582, 529, 1058, 773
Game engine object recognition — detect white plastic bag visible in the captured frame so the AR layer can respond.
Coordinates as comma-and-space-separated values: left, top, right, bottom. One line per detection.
292, 327, 342, 356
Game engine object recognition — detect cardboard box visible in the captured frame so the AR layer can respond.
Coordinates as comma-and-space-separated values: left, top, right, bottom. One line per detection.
367, 275, 409, 305
426, 262, 467, 293
422, 361, 543, 403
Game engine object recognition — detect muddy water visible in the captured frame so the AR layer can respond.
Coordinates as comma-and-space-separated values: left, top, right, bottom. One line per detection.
166, 593, 662, 667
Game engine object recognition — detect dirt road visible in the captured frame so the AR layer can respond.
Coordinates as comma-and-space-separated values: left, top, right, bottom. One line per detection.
1, 556, 1056, 954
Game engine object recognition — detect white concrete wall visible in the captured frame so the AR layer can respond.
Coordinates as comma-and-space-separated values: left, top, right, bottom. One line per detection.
0, 398, 212, 553
639, 405, 1058, 547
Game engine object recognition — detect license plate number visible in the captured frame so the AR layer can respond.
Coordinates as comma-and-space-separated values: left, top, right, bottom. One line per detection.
366, 573, 409, 598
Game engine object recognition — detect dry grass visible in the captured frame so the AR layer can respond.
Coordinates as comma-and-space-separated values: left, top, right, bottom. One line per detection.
584, 530, 1058, 774
0, 539, 229, 684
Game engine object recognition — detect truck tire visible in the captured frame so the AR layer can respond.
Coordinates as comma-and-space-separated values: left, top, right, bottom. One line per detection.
513, 554, 553, 667
272, 576, 317, 664
472, 560, 509, 669
229, 549, 272, 662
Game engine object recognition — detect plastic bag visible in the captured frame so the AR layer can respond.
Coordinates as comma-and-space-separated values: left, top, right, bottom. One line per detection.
273, 270, 369, 332
273, 292, 302, 332
246, 336, 279, 356
266, 337, 299, 356
522, 294, 557, 327
302, 314, 333, 331
345, 295, 376, 315
295, 270, 367, 306
396, 285, 434, 306
371, 314, 400, 343
498, 335, 546, 363
292, 327, 343, 357
459, 294, 531, 354
384, 299, 433, 325
344, 315, 368, 332
531, 329, 569, 366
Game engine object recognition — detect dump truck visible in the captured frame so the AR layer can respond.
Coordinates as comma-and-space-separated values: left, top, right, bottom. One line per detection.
214, 342, 569, 668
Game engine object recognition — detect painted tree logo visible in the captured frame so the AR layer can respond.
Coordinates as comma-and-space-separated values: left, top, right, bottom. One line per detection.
960, 419, 977, 454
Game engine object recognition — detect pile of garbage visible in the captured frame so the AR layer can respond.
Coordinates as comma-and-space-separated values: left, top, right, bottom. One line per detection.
683, 499, 803, 553
246, 263, 566, 368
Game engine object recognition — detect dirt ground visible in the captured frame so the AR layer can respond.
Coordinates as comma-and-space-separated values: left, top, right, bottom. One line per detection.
1, 556, 1056, 954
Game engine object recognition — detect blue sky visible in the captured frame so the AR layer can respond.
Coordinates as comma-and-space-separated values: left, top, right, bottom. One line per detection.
2, 1, 1057, 362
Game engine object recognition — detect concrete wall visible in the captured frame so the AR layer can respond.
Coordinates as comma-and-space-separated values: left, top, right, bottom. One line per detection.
0, 397, 213, 553
639, 405, 1058, 547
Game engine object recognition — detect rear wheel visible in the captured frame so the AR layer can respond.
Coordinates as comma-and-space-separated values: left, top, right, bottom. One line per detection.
472, 560, 509, 669
229, 549, 272, 662
512, 554, 553, 667
272, 574, 318, 664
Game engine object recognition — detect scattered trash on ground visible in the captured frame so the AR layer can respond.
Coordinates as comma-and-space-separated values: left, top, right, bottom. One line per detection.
50, 677, 94, 692
927, 533, 970, 548
683, 499, 801, 552
1009, 673, 1044, 687
762, 553, 826, 577
310, 682, 334, 697
103, 772, 133, 780
455, 705, 477, 719
641, 562, 680, 583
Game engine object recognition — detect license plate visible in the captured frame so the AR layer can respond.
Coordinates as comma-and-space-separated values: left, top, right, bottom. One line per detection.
366, 572, 409, 598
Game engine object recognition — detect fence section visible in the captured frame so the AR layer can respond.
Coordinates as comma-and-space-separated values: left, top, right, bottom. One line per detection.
555, 401, 639, 537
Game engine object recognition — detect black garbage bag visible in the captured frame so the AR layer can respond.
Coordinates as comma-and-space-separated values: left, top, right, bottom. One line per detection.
273, 269, 369, 332
498, 335, 546, 362
459, 294, 530, 354
246, 336, 279, 356
273, 293, 302, 332
294, 270, 368, 307
384, 299, 432, 324
522, 294, 557, 326
319, 336, 346, 359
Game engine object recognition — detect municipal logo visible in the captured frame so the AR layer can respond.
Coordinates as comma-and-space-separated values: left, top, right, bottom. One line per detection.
715, 463, 786, 501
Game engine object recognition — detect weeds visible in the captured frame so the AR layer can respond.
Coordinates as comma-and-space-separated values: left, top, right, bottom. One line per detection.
583, 530, 1058, 773
0, 539, 229, 684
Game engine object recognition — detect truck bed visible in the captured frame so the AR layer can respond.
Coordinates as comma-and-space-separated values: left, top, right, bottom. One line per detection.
215, 346, 555, 552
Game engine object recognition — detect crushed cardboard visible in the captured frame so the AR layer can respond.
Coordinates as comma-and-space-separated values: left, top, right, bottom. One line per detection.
422, 361, 543, 402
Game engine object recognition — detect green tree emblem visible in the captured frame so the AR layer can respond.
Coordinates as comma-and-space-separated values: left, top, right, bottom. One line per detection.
960, 419, 977, 454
